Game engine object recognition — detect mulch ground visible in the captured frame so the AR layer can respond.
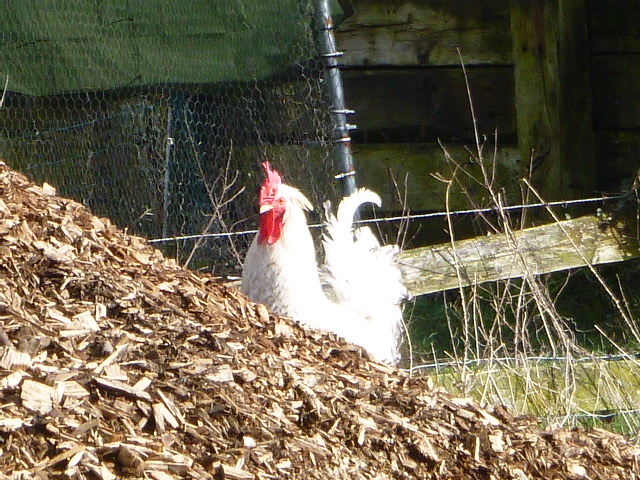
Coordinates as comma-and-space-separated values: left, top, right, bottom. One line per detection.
0, 160, 638, 479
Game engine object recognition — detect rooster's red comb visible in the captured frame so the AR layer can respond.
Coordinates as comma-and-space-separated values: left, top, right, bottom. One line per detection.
259, 161, 282, 205
262, 161, 282, 186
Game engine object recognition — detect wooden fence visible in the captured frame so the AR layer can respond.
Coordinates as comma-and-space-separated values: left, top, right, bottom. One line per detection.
335, 0, 640, 212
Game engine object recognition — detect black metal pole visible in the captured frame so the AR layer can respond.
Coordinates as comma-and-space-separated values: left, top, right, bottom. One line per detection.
162, 94, 175, 238
314, 0, 357, 198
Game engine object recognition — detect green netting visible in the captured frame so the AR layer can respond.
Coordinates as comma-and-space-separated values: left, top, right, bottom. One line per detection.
1, 1, 344, 95
0, 1, 346, 276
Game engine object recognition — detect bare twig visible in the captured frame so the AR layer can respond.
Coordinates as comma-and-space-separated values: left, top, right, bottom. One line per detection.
0, 75, 9, 108
421, 51, 590, 419
183, 118, 245, 270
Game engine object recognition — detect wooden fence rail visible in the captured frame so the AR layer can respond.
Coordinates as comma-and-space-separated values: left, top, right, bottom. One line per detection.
397, 213, 639, 297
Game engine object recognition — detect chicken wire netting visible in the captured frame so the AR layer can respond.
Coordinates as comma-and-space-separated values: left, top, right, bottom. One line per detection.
0, 2, 340, 277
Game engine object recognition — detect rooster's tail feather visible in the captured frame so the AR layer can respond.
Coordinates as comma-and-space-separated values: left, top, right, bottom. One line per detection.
322, 188, 407, 317
336, 189, 380, 227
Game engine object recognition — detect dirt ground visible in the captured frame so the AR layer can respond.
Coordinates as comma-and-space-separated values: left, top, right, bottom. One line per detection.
0, 161, 638, 479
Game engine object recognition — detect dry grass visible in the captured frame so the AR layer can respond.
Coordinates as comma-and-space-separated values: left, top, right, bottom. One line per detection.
405, 55, 640, 439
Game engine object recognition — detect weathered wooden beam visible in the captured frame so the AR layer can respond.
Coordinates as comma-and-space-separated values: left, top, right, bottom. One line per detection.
248, 143, 523, 212
397, 214, 639, 297
430, 358, 640, 420
595, 131, 640, 192
342, 67, 516, 143
354, 143, 523, 211
335, 0, 513, 67
587, 0, 640, 54
510, 0, 596, 200
591, 55, 640, 130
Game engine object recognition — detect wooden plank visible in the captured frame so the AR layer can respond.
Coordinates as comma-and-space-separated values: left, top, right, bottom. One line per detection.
595, 131, 640, 192
343, 68, 516, 143
586, 0, 640, 54
591, 55, 640, 129
510, 0, 596, 200
354, 143, 523, 211
432, 358, 640, 420
335, 0, 513, 66
397, 214, 639, 297
253, 143, 523, 212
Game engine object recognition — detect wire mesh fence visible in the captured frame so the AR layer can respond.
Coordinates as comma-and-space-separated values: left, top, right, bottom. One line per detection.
3, 1, 640, 439
0, 1, 341, 276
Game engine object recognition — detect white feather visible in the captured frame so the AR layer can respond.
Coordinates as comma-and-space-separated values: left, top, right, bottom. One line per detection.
242, 185, 406, 364
322, 189, 407, 362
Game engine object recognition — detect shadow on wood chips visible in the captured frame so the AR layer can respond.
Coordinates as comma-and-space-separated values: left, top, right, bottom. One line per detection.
0, 160, 638, 479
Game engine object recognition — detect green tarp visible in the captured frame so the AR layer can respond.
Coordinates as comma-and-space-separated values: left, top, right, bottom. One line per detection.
0, 1, 345, 95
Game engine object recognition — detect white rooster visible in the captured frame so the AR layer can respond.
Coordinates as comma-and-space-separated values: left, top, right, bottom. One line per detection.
241, 162, 407, 364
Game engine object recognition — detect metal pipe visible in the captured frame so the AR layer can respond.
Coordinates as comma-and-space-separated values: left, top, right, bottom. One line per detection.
314, 0, 357, 197
162, 96, 174, 238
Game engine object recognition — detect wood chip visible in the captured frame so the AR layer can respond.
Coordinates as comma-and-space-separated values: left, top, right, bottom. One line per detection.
41, 182, 57, 196
20, 379, 56, 414
93, 343, 129, 374
157, 390, 185, 426
94, 377, 151, 401
218, 463, 255, 480
205, 364, 234, 383
71, 419, 100, 437
153, 402, 179, 433
1, 370, 27, 390
59, 380, 90, 398
33, 239, 75, 263
0, 161, 637, 479
133, 376, 152, 392
34, 444, 84, 471
0, 418, 25, 431
0, 346, 31, 369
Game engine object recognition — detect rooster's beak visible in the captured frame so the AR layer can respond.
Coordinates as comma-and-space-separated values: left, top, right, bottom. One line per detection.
259, 204, 274, 214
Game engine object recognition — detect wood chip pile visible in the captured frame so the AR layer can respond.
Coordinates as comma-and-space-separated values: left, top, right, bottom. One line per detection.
0, 161, 638, 479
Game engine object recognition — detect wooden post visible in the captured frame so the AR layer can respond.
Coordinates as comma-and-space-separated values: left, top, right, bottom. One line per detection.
510, 0, 595, 200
